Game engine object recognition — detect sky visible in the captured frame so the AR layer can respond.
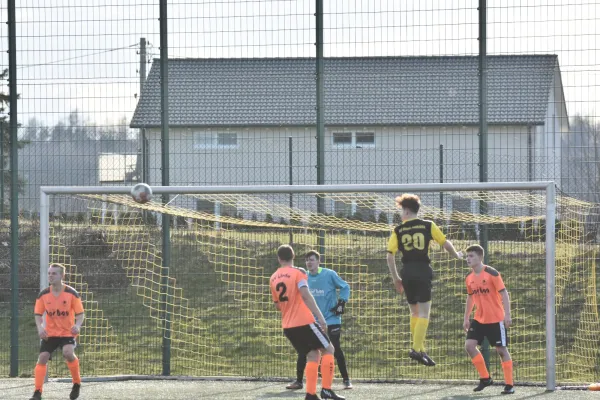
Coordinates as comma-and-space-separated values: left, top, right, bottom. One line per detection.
0, 0, 597, 129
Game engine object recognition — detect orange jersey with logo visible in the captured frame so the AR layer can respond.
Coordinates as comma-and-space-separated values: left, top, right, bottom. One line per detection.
465, 266, 507, 324
34, 285, 84, 337
270, 266, 315, 329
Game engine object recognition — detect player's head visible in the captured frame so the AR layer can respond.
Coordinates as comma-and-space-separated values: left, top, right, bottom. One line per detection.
305, 250, 321, 273
395, 193, 421, 220
465, 244, 485, 268
277, 244, 295, 265
48, 263, 65, 285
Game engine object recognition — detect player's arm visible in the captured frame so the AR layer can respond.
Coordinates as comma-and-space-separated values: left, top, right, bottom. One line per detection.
386, 230, 404, 293
499, 289, 512, 328
330, 272, 350, 315
386, 252, 404, 294
443, 240, 463, 259
493, 273, 512, 328
299, 286, 327, 329
431, 221, 463, 260
463, 294, 475, 331
386, 252, 400, 281
72, 312, 85, 335
331, 271, 350, 302
431, 222, 463, 259
71, 296, 85, 335
34, 297, 47, 340
386, 230, 402, 279
34, 314, 47, 340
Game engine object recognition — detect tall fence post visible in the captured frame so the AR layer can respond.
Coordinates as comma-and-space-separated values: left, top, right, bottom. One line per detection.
439, 144, 444, 209
8, 0, 19, 378
478, 0, 491, 370
289, 136, 294, 245
158, 0, 171, 377
140, 37, 149, 185
315, 0, 326, 254
545, 183, 556, 391
1, 121, 4, 220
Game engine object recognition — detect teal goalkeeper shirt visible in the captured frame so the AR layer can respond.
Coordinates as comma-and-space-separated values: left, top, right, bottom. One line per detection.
307, 267, 351, 326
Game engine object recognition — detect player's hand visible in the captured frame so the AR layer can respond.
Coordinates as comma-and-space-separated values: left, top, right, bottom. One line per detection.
393, 279, 404, 294
330, 299, 346, 316
456, 251, 464, 259
71, 325, 80, 335
318, 318, 327, 333
463, 319, 471, 332
38, 328, 48, 340
504, 315, 512, 329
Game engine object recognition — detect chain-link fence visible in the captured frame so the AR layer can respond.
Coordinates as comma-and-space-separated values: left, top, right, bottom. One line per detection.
0, 0, 598, 384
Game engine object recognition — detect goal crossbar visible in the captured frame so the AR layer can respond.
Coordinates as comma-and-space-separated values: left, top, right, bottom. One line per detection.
41, 181, 554, 195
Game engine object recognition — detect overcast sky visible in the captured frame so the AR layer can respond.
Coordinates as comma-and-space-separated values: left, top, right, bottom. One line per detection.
0, 0, 597, 128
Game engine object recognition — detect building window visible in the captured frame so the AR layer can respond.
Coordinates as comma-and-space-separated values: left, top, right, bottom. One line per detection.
194, 132, 238, 148
332, 132, 353, 146
332, 131, 375, 148
355, 132, 375, 147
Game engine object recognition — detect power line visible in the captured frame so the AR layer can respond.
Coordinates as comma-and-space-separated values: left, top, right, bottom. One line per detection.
18, 44, 139, 69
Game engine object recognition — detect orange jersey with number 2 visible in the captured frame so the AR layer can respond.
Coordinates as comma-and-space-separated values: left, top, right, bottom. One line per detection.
270, 266, 315, 329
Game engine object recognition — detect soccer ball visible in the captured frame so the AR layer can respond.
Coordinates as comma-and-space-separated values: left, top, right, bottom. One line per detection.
130, 183, 153, 204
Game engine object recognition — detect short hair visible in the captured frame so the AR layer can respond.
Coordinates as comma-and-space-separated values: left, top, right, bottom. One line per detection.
277, 245, 295, 262
305, 250, 321, 261
49, 263, 66, 276
466, 244, 485, 258
395, 193, 421, 214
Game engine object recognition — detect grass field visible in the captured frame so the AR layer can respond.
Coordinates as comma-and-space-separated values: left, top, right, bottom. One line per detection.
1, 378, 598, 400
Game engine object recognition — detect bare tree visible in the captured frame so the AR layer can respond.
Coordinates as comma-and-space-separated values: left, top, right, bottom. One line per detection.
562, 115, 600, 203
0, 68, 27, 202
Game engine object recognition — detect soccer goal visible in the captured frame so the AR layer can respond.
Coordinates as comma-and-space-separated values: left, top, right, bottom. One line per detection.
38, 182, 600, 390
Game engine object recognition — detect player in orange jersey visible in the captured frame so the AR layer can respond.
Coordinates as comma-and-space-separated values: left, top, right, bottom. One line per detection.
270, 245, 345, 400
463, 244, 514, 395
30, 263, 85, 400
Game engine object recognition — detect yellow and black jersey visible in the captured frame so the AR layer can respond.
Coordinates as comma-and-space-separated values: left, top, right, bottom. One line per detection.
387, 218, 446, 264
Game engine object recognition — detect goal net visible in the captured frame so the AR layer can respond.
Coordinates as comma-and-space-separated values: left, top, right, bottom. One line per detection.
38, 183, 599, 387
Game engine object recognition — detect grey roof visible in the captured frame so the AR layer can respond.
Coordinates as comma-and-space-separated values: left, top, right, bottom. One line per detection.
130, 55, 560, 128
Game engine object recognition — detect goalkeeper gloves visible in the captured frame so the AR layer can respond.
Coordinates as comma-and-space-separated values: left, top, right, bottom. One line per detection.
331, 299, 346, 316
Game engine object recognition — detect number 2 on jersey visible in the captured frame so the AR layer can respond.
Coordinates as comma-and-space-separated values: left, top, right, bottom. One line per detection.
401, 232, 425, 251
276, 282, 289, 302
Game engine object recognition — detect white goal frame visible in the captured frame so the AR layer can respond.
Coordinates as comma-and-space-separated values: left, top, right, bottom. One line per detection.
40, 181, 557, 390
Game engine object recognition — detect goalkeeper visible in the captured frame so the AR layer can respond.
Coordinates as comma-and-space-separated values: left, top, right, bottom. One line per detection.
286, 250, 352, 391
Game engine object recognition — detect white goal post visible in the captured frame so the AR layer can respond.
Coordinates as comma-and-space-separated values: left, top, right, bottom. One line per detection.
40, 181, 557, 390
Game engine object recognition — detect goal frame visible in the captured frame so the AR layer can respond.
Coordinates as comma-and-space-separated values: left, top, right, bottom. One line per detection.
40, 181, 557, 390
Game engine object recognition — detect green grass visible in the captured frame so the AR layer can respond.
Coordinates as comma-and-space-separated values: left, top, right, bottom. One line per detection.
0, 224, 598, 385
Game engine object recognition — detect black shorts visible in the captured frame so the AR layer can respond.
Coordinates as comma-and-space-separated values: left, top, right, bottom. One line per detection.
284, 323, 330, 356
400, 263, 433, 304
402, 279, 432, 304
327, 324, 341, 337
466, 319, 508, 347
40, 337, 77, 355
